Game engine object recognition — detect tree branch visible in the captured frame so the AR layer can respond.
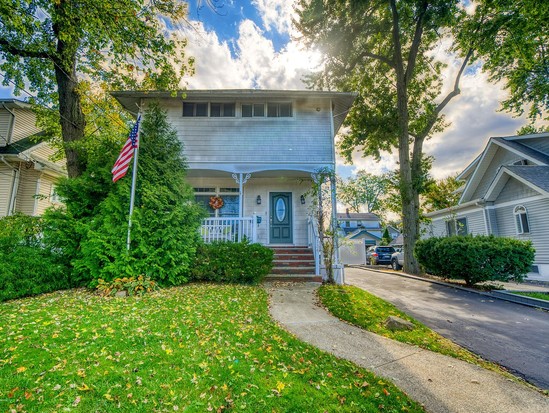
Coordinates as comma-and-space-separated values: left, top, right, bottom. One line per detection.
361, 50, 395, 69
418, 48, 474, 139
0, 38, 51, 60
405, 0, 428, 85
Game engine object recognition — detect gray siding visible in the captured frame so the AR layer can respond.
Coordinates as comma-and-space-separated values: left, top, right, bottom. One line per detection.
471, 148, 519, 200
521, 137, 549, 155
465, 210, 487, 235
495, 177, 539, 203
160, 99, 333, 165
494, 198, 549, 264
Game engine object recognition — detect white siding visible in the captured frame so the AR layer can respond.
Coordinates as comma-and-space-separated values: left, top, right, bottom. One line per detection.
0, 163, 14, 216
494, 198, 549, 264
160, 99, 333, 165
12, 108, 40, 143
30, 144, 66, 168
14, 168, 40, 215
187, 176, 312, 246
0, 111, 12, 146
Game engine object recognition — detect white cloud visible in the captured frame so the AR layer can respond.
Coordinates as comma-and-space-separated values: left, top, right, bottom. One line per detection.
178, 19, 319, 90
252, 0, 295, 34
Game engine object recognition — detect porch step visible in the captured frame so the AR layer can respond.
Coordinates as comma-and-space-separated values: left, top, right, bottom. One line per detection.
267, 246, 318, 280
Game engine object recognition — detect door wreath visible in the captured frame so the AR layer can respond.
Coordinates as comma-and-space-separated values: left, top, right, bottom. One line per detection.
209, 196, 224, 210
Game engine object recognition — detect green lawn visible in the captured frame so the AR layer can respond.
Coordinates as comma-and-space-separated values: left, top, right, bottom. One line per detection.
513, 291, 549, 301
318, 285, 513, 374
1, 285, 423, 412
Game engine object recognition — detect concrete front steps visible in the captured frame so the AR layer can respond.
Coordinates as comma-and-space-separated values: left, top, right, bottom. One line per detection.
266, 246, 322, 282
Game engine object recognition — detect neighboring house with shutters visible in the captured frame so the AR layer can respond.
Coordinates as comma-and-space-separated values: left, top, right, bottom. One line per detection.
423, 132, 549, 282
112, 89, 356, 282
0, 99, 66, 217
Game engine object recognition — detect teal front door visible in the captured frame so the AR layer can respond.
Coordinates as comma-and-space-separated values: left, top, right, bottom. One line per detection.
270, 192, 292, 244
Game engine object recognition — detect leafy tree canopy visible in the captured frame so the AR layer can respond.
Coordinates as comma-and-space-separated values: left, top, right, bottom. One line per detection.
422, 174, 462, 213
337, 171, 388, 213
457, 0, 548, 122
0, 0, 193, 177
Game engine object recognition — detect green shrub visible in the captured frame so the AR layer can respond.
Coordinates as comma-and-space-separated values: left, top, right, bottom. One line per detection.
0, 214, 69, 302
191, 241, 274, 284
415, 235, 535, 286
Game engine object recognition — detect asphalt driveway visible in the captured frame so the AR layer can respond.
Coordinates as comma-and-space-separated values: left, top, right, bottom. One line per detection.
345, 267, 549, 390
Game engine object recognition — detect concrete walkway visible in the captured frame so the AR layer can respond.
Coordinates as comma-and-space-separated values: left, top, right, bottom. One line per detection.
267, 282, 549, 413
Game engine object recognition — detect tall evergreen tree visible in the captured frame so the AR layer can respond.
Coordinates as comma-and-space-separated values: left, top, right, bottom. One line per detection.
46, 103, 204, 285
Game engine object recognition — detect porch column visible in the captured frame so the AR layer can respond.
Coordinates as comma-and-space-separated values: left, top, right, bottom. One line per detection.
330, 173, 344, 285
232, 173, 251, 241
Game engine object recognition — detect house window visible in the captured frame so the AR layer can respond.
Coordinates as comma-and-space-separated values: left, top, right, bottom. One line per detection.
183, 102, 208, 117
50, 185, 61, 203
267, 102, 292, 117
210, 103, 235, 117
241, 103, 266, 117
194, 187, 240, 217
446, 217, 468, 236
514, 205, 530, 234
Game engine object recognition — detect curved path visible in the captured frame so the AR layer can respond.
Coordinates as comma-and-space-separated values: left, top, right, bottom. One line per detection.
346, 267, 549, 389
267, 282, 549, 413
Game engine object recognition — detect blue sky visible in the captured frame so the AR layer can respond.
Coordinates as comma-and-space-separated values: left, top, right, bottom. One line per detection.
0, 0, 535, 180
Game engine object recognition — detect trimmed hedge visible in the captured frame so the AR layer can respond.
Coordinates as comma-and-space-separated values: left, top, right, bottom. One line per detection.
191, 241, 274, 284
415, 235, 535, 286
0, 214, 69, 302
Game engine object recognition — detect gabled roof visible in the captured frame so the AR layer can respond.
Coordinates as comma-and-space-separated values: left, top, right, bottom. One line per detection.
0, 134, 44, 154
484, 165, 549, 201
459, 132, 549, 204
0, 99, 32, 109
346, 229, 382, 240
337, 212, 381, 221
111, 89, 357, 135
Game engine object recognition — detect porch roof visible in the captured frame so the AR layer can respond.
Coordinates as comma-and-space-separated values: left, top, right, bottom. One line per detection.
111, 89, 357, 135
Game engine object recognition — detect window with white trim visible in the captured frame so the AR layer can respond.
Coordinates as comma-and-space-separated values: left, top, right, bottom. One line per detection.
194, 187, 239, 217
514, 205, 530, 234
50, 185, 61, 203
446, 217, 468, 236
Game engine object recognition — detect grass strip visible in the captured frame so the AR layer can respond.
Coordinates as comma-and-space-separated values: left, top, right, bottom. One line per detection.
512, 291, 549, 301
318, 285, 516, 375
0, 285, 423, 412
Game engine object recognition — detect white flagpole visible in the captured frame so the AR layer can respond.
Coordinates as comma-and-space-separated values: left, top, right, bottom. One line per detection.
126, 112, 142, 251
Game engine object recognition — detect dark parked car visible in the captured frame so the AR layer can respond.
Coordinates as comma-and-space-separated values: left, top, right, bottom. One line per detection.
366, 246, 395, 265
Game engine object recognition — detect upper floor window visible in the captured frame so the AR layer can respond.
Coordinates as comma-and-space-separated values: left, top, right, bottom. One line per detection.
514, 205, 530, 234
241, 103, 267, 117
210, 103, 235, 117
267, 102, 292, 117
183, 102, 208, 117
446, 217, 468, 236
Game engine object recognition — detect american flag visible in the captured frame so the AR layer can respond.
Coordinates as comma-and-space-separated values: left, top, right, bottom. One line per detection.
112, 115, 141, 183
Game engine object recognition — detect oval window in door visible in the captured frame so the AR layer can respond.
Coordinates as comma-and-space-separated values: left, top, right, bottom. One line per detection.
275, 198, 286, 222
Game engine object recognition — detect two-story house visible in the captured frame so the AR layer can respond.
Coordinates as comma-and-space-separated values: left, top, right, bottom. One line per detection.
424, 132, 549, 282
337, 210, 383, 246
112, 89, 356, 282
0, 99, 66, 217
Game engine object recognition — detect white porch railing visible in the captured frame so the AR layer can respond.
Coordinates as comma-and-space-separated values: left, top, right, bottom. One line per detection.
307, 216, 322, 276
200, 215, 257, 243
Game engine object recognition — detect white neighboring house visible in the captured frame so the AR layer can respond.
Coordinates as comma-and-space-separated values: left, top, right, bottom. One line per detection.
112, 89, 356, 282
0, 99, 66, 217
424, 132, 549, 282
